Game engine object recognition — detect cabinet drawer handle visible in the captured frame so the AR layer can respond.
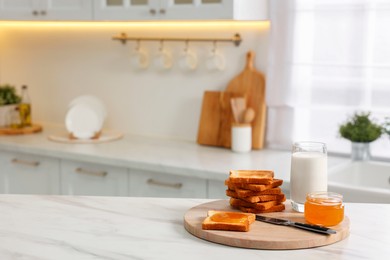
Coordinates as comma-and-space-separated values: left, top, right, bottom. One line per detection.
147, 178, 183, 189
149, 8, 156, 15
75, 168, 107, 177
11, 158, 40, 167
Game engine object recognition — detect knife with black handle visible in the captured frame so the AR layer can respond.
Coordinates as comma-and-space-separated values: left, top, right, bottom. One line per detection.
255, 215, 337, 235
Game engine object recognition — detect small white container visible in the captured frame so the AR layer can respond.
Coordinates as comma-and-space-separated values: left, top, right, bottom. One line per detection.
0, 104, 18, 127
231, 123, 252, 153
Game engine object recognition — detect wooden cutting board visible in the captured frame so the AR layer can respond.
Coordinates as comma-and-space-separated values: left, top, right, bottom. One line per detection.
0, 124, 42, 135
225, 51, 266, 149
197, 91, 243, 148
184, 200, 350, 250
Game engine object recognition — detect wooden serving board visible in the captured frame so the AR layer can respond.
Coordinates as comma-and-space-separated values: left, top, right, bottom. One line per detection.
0, 124, 42, 135
197, 91, 243, 148
48, 131, 123, 144
184, 200, 350, 250
225, 51, 266, 149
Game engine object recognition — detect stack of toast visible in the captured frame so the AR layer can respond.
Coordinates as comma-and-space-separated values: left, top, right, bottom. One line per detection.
225, 170, 286, 213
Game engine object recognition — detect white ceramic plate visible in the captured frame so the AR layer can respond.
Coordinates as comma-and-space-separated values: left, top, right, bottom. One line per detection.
68, 95, 107, 120
65, 103, 102, 140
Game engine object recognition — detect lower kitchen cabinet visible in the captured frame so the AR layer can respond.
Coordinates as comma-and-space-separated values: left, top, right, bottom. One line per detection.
60, 159, 128, 196
129, 169, 207, 198
207, 179, 227, 199
0, 150, 60, 194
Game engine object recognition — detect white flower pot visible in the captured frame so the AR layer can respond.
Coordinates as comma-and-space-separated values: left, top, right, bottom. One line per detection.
351, 142, 371, 161
0, 104, 18, 127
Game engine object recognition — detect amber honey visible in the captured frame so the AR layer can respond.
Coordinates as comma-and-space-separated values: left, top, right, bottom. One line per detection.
210, 212, 248, 224
304, 192, 344, 227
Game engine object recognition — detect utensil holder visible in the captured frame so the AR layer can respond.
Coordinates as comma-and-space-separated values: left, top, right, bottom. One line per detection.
231, 123, 252, 153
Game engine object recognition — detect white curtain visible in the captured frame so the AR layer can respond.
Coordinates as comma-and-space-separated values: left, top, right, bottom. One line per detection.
266, 0, 390, 158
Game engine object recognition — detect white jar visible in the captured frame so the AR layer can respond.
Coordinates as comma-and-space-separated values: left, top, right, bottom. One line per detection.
231, 123, 252, 153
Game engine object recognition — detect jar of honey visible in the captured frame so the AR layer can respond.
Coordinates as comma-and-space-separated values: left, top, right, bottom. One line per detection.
304, 192, 344, 227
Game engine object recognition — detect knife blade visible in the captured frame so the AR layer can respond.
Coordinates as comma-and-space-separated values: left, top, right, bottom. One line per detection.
255, 215, 337, 235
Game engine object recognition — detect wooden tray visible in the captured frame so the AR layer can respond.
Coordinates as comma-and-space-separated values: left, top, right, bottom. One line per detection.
184, 199, 350, 250
0, 124, 42, 135
48, 131, 123, 144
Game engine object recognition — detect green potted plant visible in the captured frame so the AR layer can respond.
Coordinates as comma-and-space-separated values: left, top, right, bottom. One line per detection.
0, 84, 21, 127
339, 112, 382, 160
383, 117, 390, 139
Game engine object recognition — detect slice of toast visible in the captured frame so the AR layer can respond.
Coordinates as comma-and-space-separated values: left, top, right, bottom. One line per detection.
229, 170, 274, 184
202, 210, 255, 232
238, 203, 286, 214
240, 194, 286, 204
229, 198, 281, 211
226, 189, 286, 203
235, 187, 282, 198
226, 179, 283, 192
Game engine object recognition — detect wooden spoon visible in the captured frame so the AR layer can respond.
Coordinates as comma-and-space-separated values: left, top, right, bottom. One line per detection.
243, 108, 255, 124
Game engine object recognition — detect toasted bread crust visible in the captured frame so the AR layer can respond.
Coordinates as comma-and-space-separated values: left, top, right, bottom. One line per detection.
233, 187, 282, 198
241, 194, 286, 204
229, 198, 282, 210
202, 218, 249, 232
201, 211, 256, 232
229, 170, 274, 184
226, 179, 283, 191
237, 204, 286, 214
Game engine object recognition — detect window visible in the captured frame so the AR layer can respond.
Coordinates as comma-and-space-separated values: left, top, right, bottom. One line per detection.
267, 0, 390, 159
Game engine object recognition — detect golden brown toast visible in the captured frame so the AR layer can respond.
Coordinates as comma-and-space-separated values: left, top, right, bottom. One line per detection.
234, 187, 282, 197
202, 210, 255, 232
238, 204, 286, 214
225, 179, 283, 192
228, 170, 274, 184
226, 190, 286, 203
240, 194, 286, 204
229, 198, 281, 211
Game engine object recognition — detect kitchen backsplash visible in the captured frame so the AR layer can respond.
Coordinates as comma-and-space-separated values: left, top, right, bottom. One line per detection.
0, 22, 269, 141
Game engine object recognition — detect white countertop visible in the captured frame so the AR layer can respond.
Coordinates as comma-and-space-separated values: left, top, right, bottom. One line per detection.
0, 194, 388, 259
0, 125, 348, 182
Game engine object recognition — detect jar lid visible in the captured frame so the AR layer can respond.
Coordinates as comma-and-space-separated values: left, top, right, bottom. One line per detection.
306, 191, 343, 205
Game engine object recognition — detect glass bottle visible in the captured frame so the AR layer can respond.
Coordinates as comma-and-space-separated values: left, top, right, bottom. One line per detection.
10, 106, 21, 129
19, 85, 31, 127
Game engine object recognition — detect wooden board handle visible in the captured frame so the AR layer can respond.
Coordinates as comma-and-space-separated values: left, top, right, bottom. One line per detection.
246, 51, 255, 70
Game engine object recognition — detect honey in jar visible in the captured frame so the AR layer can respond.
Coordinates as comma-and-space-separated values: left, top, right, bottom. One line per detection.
304, 192, 344, 227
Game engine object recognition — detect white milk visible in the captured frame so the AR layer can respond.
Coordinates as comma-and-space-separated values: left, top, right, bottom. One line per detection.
290, 151, 328, 204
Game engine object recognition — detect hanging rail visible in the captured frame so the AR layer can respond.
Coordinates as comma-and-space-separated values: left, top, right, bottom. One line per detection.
112, 32, 242, 47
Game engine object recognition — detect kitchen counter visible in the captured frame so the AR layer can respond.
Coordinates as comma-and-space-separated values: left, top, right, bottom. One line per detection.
0, 194, 388, 259
0, 125, 348, 182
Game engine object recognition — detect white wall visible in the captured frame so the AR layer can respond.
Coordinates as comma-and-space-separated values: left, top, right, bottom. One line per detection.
0, 22, 269, 141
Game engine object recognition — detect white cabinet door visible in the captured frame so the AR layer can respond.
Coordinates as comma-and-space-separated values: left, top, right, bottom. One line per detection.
94, 0, 161, 20
159, 0, 233, 20
129, 168, 207, 198
41, 0, 93, 20
0, 150, 60, 194
0, 0, 93, 20
94, 0, 267, 21
61, 159, 128, 196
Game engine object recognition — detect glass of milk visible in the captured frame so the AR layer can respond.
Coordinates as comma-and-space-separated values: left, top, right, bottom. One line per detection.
290, 141, 328, 212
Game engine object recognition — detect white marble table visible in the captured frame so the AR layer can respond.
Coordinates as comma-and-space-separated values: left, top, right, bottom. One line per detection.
0, 195, 388, 259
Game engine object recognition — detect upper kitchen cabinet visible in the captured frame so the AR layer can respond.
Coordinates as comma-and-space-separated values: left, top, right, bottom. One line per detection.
94, 0, 268, 21
0, 0, 93, 21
